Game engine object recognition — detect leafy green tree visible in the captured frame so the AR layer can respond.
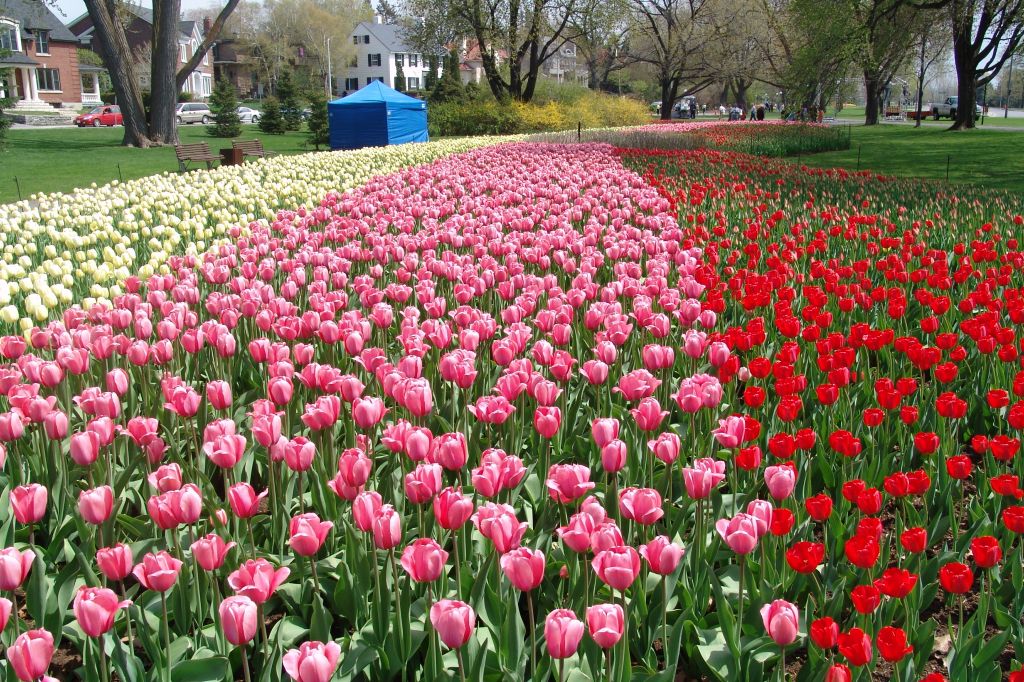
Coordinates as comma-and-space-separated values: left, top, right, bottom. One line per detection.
395, 60, 407, 91
306, 90, 330, 150
0, 51, 10, 149
430, 48, 465, 103
258, 96, 288, 134
424, 55, 440, 90
277, 70, 303, 131
207, 79, 243, 138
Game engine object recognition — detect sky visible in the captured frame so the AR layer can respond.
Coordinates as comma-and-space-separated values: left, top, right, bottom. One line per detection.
51, 0, 218, 23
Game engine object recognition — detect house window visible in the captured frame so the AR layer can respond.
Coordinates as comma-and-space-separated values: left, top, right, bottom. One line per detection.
36, 68, 61, 92
202, 75, 212, 96
35, 30, 49, 54
203, 48, 209, 65
179, 44, 187, 62
352, 35, 359, 45
368, 53, 381, 67
395, 53, 404, 67
407, 77, 420, 90
363, 35, 370, 44
409, 54, 418, 67
0, 21, 19, 52
345, 77, 359, 91
366, 76, 383, 85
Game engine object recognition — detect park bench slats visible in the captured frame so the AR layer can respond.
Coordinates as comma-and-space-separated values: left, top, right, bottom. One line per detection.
175, 143, 220, 172
231, 139, 278, 160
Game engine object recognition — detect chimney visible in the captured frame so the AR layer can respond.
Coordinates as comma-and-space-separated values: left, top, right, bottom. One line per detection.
203, 16, 211, 33
373, 14, 383, 24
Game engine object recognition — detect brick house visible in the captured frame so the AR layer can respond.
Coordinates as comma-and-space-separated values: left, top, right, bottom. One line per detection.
0, 0, 86, 111
70, 7, 214, 100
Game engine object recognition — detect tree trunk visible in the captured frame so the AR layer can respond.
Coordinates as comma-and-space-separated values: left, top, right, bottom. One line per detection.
83, 0, 152, 146
864, 70, 880, 125
149, 0, 182, 145
659, 77, 679, 120
733, 79, 749, 112
719, 82, 730, 106
950, 31, 978, 130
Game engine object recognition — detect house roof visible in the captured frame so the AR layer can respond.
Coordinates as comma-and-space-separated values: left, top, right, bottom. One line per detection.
0, 0, 78, 41
353, 21, 413, 53
119, 6, 200, 42
0, 52, 40, 66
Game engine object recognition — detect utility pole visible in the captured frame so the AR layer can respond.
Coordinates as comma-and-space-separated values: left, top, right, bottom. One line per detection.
1006, 52, 1013, 118
325, 36, 333, 97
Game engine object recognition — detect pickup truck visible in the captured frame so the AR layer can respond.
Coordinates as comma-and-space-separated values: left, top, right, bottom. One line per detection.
929, 96, 983, 120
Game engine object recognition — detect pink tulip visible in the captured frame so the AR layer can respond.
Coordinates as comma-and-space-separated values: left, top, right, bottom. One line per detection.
228, 482, 267, 519
430, 599, 476, 649
371, 505, 403, 550
746, 500, 774, 538
630, 397, 668, 432
761, 599, 800, 646
132, 551, 183, 592
600, 439, 628, 474
432, 432, 469, 471
0, 596, 11, 632
42, 411, 68, 440
289, 513, 333, 556
337, 447, 373, 487
405, 462, 443, 504
591, 546, 641, 591
352, 396, 388, 429
5, 628, 54, 682
352, 491, 383, 532
712, 415, 746, 449
545, 609, 584, 659
433, 487, 474, 530
227, 559, 290, 604
10, 484, 47, 524
73, 586, 131, 637
546, 464, 596, 503
96, 544, 133, 582
590, 522, 626, 554
640, 536, 685, 575
473, 503, 527, 554
192, 534, 237, 571
557, 512, 596, 553
203, 434, 247, 469
708, 341, 731, 367
147, 463, 183, 492
681, 458, 726, 499
765, 465, 796, 500
619, 487, 664, 525
715, 513, 760, 555
533, 406, 562, 438
591, 418, 620, 447
614, 369, 660, 401
500, 547, 546, 591
283, 437, 316, 472
282, 640, 342, 682
219, 595, 258, 646
206, 380, 233, 410
78, 486, 113, 525
400, 538, 448, 582
648, 432, 681, 464
586, 603, 624, 649
0, 547, 35, 591
0, 412, 24, 442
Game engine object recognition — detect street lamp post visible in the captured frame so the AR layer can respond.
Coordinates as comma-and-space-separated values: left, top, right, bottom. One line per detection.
325, 36, 333, 97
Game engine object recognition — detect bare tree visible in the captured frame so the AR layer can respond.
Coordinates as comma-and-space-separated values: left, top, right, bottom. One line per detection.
82, 0, 241, 146
948, 0, 1024, 129
564, 0, 633, 90
629, 0, 715, 119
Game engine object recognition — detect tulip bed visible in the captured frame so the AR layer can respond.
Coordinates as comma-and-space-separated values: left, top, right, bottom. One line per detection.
0, 137, 514, 333
1, 137, 1024, 682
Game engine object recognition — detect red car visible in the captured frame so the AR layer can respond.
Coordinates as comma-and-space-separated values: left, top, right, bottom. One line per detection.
75, 105, 123, 127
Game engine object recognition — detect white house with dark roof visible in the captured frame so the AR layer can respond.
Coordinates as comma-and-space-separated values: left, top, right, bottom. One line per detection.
340, 17, 441, 94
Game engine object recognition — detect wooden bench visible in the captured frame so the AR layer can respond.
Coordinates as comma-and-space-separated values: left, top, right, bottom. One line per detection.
232, 139, 278, 160
175, 143, 220, 172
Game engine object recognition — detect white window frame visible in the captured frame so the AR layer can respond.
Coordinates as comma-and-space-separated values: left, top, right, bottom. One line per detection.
368, 53, 381, 67
394, 53, 404, 67
35, 30, 49, 55
202, 74, 212, 97
407, 76, 420, 90
0, 18, 21, 52
179, 43, 187, 63
408, 53, 418, 67
36, 67, 62, 92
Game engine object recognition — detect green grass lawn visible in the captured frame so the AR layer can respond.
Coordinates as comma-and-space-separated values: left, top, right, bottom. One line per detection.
0, 125, 315, 203
800, 124, 1024, 191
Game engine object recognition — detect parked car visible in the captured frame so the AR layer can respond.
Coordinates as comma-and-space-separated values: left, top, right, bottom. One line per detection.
75, 105, 123, 127
176, 102, 212, 125
237, 106, 261, 124
929, 96, 983, 120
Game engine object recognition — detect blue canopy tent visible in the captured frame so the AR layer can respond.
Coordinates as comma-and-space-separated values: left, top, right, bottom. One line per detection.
328, 82, 428, 150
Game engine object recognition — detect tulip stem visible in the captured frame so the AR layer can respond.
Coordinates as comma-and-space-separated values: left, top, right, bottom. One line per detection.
558, 658, 565, 682
605, 648, 613, 682
780, 646, 786, 681
160, 591, 172, 682
309, 555, 321, 594
11, 590, 20, 637
241, 643, 252, 682
527, 591, 537, 676
737, 556, 746, 635
99, 635, 111, 682
452, 530, 463, 599
661, 575, 668, 669
456, 647, 466, 682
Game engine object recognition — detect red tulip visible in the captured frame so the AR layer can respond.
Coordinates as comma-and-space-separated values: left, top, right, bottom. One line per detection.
837, 627, 872, 666
970, 536, 1002, 568
785, 541, 824, 574
938, 562, 973, 593
873, 568, 918, 599
850, 585, 881, 614
810, 617, 838, 649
